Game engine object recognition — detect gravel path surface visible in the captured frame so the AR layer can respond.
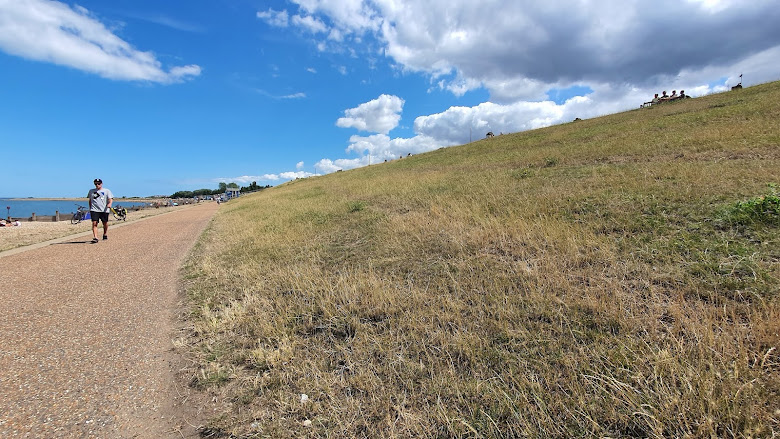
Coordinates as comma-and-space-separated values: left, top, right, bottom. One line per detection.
0, 203, 218, 438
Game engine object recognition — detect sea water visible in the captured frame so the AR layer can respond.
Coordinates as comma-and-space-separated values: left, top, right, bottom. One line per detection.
1, 199, 152, 218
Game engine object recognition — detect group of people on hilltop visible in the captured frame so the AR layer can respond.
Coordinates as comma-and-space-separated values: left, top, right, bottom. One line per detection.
642, 89, 689, 107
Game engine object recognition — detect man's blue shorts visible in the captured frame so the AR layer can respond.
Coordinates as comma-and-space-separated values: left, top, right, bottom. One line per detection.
91, 211, 109, 223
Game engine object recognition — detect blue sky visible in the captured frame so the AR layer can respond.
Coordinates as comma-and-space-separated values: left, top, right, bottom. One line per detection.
1, 0, 778, 198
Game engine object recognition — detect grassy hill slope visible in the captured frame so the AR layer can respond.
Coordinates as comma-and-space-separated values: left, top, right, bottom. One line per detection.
182, 82, 779, 438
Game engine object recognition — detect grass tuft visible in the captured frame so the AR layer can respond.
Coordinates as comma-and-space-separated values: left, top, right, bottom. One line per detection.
347, 200, 367, 213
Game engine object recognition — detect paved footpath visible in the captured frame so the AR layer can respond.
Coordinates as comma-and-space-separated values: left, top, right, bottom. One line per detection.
0, 203, 218, 438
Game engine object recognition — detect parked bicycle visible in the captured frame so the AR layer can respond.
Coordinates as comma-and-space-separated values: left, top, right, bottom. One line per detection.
111, 205, 127, 221
72, 204, 127, 224
71, 205, 88, 224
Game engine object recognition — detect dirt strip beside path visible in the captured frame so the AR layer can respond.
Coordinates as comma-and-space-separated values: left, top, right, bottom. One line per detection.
0, 202, 218, 438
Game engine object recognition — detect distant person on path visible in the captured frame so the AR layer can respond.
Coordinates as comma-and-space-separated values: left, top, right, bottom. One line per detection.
88, 178, 113, 244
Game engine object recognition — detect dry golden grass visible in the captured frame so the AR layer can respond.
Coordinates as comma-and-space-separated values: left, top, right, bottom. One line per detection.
182, 82, 779, 438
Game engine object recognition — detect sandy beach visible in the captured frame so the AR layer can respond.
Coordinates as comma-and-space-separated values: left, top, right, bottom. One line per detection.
0, 204, 192, 253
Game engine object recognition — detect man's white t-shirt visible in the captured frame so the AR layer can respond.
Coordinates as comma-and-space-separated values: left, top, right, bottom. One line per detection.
88, 187, 113, 212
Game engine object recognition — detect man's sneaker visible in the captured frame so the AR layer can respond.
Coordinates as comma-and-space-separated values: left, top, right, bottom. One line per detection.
103, 235, 108, 240
91, 238, 99, 244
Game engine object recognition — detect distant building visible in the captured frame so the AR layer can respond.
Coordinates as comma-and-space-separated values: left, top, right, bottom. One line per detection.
224, 188, 241, 200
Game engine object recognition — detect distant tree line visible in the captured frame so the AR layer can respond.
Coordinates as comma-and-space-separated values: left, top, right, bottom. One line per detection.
239, 181, 271, 193
169, 181, 271, 199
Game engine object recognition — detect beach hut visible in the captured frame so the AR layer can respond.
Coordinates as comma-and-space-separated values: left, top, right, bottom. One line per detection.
225, 188, 241, 200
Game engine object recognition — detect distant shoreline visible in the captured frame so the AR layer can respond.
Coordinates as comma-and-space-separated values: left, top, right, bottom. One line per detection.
5, 197, 162, 202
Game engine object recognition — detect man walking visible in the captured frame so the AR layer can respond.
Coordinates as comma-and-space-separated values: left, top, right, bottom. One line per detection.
88, 178, 113, 244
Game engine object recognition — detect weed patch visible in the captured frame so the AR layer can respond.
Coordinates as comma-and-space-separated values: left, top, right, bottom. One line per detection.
723, 183, 780, 226
347, 200, 366, 212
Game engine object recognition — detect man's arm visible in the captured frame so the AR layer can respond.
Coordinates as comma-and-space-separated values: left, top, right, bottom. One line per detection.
106, 189, 113, 211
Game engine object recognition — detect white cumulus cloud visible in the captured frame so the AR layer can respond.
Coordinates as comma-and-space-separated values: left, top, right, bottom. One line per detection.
0, 0, 201, 83
336, 94, 404, 134
269, 0, 780, 103
292, 14, 328, 34
257, 9, 289, 27
314, 157, 366, 174
215, 172, 317, 185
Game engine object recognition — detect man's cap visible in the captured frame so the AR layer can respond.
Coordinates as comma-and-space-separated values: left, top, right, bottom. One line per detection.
94, 178, 102, 184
